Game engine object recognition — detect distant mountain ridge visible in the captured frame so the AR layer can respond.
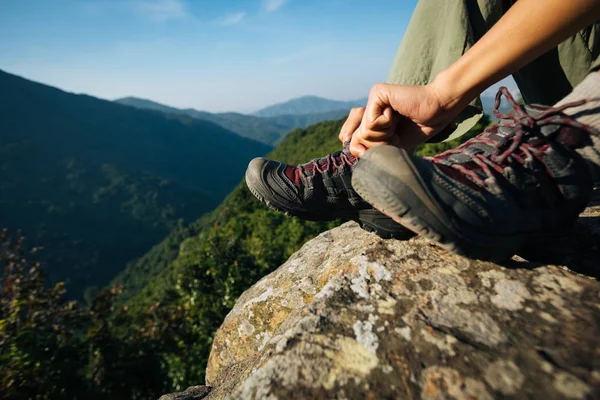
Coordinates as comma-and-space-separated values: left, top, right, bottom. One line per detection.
0, 69, 270, 298
480, 92, 514, 120
252, 95, 368, 118
116, 97, 352, 145
117, 93, 509, 145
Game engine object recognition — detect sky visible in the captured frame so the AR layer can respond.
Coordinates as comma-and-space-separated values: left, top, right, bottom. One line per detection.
1, 0, 516, 113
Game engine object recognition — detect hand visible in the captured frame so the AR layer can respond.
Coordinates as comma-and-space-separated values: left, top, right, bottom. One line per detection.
338, 107, 365, 145
349, 82, 463, 157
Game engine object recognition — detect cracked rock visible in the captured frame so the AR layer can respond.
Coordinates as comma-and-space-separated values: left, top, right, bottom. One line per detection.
162, 206, 600, 399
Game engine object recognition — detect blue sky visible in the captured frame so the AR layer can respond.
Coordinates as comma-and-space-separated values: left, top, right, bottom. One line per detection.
1, 0, 515, 113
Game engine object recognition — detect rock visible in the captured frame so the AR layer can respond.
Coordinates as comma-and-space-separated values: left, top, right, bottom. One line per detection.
164, 206, 600, 399
159, 385, 211, 400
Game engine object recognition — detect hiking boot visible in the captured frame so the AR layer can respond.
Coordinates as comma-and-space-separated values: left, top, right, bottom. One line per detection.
352, 87, 596, 260
245, 143, 413, 239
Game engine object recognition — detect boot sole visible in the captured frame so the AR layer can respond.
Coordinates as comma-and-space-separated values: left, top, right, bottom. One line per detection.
352, 147, 560, 261
245, 167, 413, 240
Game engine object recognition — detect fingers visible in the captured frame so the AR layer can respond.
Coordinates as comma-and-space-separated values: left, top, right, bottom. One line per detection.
341, 84, 398, 146
349, 121, 393, 158
359, 107, 396, 142
348, 84, 398, 157
348, 81, 455, 154
338, 107, 365, 143
365, 84, 393, 131
349, 133, 368, 158
349, 132, 391, 158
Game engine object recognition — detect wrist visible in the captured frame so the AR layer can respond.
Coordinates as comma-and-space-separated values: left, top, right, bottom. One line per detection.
430, 63, 485, 115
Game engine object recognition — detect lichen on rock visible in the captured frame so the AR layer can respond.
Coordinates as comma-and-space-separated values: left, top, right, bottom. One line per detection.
162, 206, 600, 399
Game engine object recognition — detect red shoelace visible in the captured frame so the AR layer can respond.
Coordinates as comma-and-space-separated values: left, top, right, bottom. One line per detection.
430, 87, 599, 187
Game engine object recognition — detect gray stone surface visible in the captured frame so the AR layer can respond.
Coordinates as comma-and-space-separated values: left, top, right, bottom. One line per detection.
163, 206, 600, 399
159, 385, 211, 400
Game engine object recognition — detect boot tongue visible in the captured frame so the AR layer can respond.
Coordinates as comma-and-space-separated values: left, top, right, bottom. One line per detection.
284, 165, 303, 184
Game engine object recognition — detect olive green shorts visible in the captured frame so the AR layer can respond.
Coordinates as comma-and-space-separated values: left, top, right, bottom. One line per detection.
387, 0, 600, 140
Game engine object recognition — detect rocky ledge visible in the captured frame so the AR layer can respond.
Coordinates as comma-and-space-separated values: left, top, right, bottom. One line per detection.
161, 206, 600, 400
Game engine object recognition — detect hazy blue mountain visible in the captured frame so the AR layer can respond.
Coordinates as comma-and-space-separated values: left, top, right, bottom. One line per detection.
0, 69, 271, 298
118, 92, 509, 146
115, 97, 179, 114
481, 93, 514, 120
116, 97, 350, 145
253, 95, 367, 118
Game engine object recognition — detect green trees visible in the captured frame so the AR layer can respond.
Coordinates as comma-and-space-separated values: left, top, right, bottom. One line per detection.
1, 231, 88, 399
0, 230, 188, 399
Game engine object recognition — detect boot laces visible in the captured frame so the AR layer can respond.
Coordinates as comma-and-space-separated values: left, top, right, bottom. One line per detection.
430, 87, 598, 187
298, 140, 356, 178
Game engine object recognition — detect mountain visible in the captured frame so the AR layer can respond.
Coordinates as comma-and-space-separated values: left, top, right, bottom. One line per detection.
118, 93, 509, 138
481, 92, 514, 120
253, 95, 367, 118
115, 97, 180, 114
112, 120, 345, 307
116, 97, 350, 145
0, 69, 271, 299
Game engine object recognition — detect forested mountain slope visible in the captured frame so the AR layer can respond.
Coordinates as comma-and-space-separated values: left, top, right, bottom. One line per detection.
116, 96, 350, 145
0, 70, 271, 298
253, 95, 367, 117
113, 119, 345, 305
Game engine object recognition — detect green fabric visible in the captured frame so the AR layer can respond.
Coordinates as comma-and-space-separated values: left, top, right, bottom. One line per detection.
387, 0, 600, 141
589, 24, 600, 71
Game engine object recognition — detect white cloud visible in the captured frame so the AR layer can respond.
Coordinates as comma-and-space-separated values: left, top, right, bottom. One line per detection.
221, 12, 246, 26
263, 0, 287, 12
130, 0, 190, 22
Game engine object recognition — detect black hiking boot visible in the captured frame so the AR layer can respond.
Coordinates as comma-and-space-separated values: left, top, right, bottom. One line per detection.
352, 87, 597, 260
245, 143, 414, 239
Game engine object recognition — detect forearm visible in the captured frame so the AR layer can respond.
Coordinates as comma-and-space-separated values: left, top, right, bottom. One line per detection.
351, 0, 599, 156
433, 0, 600, 111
